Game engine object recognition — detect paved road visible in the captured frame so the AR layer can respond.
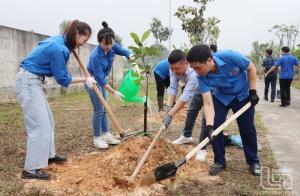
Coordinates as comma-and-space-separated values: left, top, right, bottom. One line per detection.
256, 79, 300, 195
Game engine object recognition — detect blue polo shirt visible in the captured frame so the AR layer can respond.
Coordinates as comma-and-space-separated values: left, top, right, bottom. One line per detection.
275, 54, 300, 79
87, 43, 132, 86
20, 35, 72, 87
197, 50, 250, 106
154, 59, 170, 79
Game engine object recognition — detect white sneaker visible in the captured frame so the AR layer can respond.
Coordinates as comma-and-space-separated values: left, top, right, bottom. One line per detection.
102, 133, 121, 145
172, 135, 194, 145
94, 137, 108, 149
195, 149, 207, 161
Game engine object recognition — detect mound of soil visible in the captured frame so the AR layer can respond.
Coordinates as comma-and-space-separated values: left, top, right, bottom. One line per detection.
22, 135, 214, 196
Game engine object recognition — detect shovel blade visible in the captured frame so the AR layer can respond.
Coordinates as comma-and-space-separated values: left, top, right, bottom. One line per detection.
140, 161, 177, 186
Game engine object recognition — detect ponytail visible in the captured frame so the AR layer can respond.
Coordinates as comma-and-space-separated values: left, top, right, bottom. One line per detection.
64, 20, 91, 50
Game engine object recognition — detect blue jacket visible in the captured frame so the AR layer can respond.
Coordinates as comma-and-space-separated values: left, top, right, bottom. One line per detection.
87, 43, 132, 86
20, 35, 72, 87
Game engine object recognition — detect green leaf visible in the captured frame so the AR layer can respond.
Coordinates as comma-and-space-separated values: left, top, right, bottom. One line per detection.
138, 63, 144, 69
134, 79, 141, 84
131, 72, 140, 77
141, 30, 150, 43
130, 32, 139, 41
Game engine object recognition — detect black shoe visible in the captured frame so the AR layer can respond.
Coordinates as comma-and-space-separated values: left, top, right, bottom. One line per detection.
271, 100, 274, 102
250, 163, 261, 176
48, 155, 68, 164
209, 163, 226, 175
21, 169, 51, 180
263, 97, 268, 101
279, 104, 286, 107
286, 101, 290, 105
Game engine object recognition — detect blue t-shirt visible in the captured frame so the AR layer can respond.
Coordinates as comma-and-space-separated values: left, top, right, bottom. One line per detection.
87, 43, 132, 86
197, 50, 250, 106
275, 54, 300, 79
20, 35, 72, 87
154, 59, 170, 80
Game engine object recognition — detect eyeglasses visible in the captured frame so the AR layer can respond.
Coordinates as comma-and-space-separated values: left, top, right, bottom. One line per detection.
80, 35, 88, 43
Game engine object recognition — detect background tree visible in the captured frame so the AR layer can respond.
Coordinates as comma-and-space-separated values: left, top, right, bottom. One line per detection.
59, 20, 71, 35
149, 17, 173, 50
114, 34, 123, 46
269, 24, 299, 50
174, 0, 217, 45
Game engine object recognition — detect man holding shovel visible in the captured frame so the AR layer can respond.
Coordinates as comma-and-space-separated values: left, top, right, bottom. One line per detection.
162, 49, 209, 160
187, 44, 260, 176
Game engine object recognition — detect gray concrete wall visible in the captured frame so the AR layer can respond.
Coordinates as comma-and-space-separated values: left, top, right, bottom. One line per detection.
0, 25, 123, 103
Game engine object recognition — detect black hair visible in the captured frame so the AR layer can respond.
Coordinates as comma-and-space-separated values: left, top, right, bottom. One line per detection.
282, 46, 290, 53
168, 49, 186, 64
63, 20, 91, 50
187, 44, 212, 64
210, 44, 217, 52
97, 21, 115, 44
265, 49, 272, 55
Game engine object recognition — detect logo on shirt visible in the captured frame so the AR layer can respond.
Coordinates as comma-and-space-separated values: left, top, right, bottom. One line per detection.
231, 69, 238, 75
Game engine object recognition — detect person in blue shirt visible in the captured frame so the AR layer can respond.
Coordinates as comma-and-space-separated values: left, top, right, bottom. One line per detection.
259, 49, 279, 102
13, 20, 96, 180
154, 59, 171, 113
265, 46, 300, 107
187, 44, 260, 176
85, 21, 134, 149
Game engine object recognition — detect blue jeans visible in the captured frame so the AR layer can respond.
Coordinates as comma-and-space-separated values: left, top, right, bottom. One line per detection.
264, 72, 277, 100
14, 68, 55, 170
84, 83, 109, 136
183, 93, 206, 149
199, 111, 207, 150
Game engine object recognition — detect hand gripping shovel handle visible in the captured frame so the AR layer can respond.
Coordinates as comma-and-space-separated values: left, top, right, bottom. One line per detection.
128, 126, 165, 183
72, 50, 126, 138
181, 102, 251, 165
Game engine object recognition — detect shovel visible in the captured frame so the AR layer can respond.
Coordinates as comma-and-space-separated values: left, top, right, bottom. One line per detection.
72, 50, 126, 138
140, 102, 251, 186
113, 126, 165, 185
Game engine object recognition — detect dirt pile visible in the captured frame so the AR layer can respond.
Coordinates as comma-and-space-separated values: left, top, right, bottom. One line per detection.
22, 135, 213, 196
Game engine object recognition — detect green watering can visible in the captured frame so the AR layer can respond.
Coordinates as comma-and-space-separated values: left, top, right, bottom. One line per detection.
118, 69, 146, 103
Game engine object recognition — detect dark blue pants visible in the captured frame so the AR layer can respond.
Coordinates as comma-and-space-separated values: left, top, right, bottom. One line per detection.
279, 78, 293, 105
211, 96, 259, 166
264, 73, 277, 101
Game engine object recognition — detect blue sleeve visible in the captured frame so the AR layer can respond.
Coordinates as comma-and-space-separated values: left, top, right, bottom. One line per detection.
294, 57, 300, 66
50, 50, 72, 87
261, 59, 266, 67
230, 51, 250, 70
90, 54, 107, 86
274, 57, 282, 67
113, 43, 132, 59
197, 75, 210, 94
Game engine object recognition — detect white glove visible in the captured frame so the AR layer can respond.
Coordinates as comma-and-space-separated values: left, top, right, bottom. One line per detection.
113, 91, 125, 101
84, 77, 96, 88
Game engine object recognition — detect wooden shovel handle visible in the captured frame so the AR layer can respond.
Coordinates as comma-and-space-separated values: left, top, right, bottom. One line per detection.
129, 126, 165, 183
72, 50, 124, 135
185, 102, 252, 160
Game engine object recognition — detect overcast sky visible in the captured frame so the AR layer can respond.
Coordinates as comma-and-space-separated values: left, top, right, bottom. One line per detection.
0, 0, 299, 55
